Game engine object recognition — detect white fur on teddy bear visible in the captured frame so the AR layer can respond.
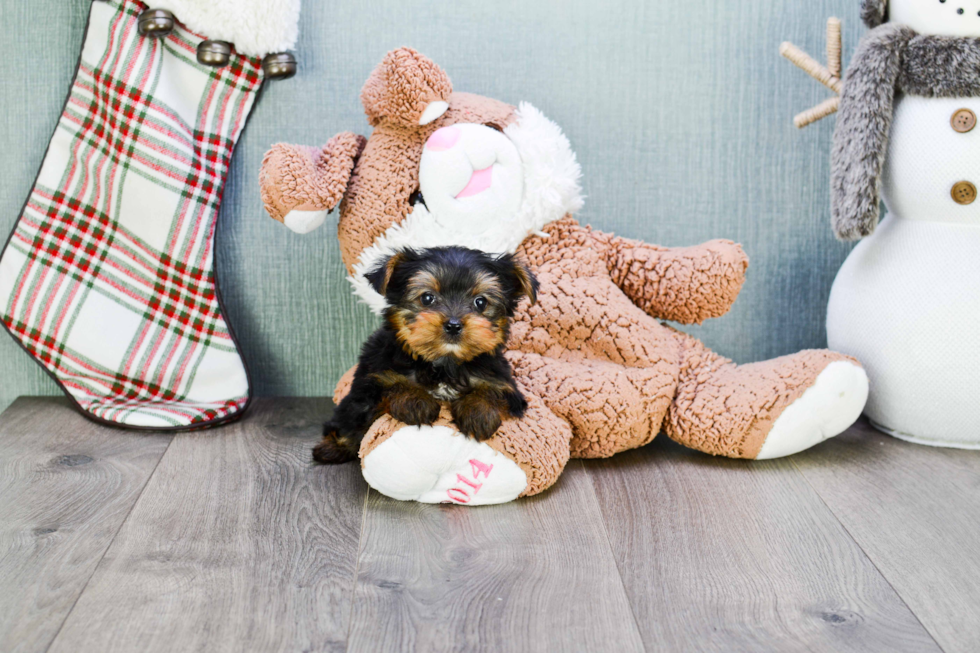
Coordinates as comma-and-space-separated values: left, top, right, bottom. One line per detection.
756, 361, 869, 459
284, 209, 328, 234
361, 426, 528, 505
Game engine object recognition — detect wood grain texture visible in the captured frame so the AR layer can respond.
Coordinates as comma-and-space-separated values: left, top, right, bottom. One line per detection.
347, 461, 644, 653
587, 435, 941, 652
6, 398, 980, 652
794, 420, 980, 653
2, 0, 865, 414
47, 398, 366, 653
0, 397, 172, 653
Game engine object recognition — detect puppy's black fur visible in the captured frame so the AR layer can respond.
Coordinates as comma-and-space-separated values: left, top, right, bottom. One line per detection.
313, 246, 539, 464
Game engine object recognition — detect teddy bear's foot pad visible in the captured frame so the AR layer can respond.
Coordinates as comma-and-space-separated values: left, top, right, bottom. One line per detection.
283, 209, 328, 234
361, 425, 528, 505
756, 361, 869, 460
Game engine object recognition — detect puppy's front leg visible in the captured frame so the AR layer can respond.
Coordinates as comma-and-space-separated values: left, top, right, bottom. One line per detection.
450, 388, 507, 441
376, 372, 441, 426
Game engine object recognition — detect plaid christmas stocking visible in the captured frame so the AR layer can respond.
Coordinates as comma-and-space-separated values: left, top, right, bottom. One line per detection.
0, 0, 299, 429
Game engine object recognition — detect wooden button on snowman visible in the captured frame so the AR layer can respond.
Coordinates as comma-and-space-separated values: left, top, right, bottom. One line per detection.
951, 108, 977, 133
785, 0, 980, 448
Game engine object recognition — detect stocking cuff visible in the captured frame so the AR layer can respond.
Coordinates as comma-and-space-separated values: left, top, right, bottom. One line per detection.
146, 0, 301, 58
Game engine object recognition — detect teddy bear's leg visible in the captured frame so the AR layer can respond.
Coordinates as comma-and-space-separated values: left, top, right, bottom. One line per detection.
358, 397, 571, 504
332, 369, 572, 504
506, 351, 675, 458
664, 331, 868, 459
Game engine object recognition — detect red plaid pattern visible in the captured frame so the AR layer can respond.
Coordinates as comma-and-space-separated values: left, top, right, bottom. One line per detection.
0, 0, 262, 429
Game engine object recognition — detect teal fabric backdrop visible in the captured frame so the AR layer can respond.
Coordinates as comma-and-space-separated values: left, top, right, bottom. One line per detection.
0, 0, 863, 415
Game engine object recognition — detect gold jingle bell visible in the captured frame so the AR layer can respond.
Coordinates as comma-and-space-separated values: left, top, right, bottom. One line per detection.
197, 40, 233, 67
137, 9, 176, 37
262, 53, 297, 80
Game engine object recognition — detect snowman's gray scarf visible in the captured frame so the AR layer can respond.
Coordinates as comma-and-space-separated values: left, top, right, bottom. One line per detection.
831, 24, 980, 240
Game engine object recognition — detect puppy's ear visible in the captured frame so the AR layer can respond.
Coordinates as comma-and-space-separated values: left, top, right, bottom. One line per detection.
494, 254, 539, 306
513, 260, 538, 306
366, 251, 409, 297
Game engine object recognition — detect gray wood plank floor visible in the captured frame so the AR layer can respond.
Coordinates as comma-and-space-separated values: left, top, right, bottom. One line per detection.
793, 420, 980, 653
0, 398, 172, 653
47, 398, 364, 653
1, 397, 977, 652
588, 438, 940, 652
348, 461, 643, 653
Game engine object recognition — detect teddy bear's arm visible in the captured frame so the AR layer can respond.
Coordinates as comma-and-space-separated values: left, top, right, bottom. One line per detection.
259, 132, 366, 232
597, 232, 749, 325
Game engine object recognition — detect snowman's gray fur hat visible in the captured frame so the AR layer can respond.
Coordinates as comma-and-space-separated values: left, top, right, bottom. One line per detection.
861, 0, 887, 28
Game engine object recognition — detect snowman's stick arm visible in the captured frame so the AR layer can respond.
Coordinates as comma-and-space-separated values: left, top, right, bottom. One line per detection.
779, 42, 842, 94
795, 97, 840, 129
827, 17, 842, 78
780, 18, 844, 129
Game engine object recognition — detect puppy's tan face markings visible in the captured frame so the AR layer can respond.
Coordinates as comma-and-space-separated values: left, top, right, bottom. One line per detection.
466, 273, 509, 356
471, 271, 506, 305
457, 313, 505, 359
388, 264, 507, 363
405, 269, 440, 301
391, 309, 452, 362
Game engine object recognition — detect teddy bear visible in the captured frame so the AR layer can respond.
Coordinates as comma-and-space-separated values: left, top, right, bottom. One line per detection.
823, 0, 980, 448
259, 47, 869, 504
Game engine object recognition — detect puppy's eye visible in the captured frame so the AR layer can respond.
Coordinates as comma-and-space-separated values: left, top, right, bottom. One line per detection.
409, 189, 426, 208
420, 292, 436, 306
473, 296, 488, 312
484, 123, 504, 133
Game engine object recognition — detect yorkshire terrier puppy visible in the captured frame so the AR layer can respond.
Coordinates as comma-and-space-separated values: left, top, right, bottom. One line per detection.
313, 246, 539, 465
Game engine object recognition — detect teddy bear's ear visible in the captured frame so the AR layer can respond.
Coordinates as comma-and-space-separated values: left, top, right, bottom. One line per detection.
360, 47, 453, 128
861, 0, 887, 28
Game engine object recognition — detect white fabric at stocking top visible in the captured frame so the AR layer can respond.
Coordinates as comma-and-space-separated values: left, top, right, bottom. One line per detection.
146, 0, 301, 58
0, 0, 267, 429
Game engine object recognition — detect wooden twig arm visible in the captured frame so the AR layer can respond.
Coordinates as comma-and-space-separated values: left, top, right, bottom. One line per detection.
780, 18, 844, 129
780, 42, 842, 94
827, 17, 842, 77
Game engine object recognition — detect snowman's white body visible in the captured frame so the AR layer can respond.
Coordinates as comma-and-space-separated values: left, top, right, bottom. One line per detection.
827, 95, 980, 447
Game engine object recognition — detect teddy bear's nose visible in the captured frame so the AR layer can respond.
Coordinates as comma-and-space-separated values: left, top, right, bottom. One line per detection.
426, 126, 460, 152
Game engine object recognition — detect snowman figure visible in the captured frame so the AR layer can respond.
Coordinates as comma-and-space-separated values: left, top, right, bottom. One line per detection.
821, 0, 980, 447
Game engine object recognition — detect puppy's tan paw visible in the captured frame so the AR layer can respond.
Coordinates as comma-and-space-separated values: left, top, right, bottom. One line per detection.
388, 386, 441, 426
451, 394, 504, 441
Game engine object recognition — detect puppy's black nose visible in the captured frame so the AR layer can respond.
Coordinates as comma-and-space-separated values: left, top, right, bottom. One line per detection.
444, 319, 463, 336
